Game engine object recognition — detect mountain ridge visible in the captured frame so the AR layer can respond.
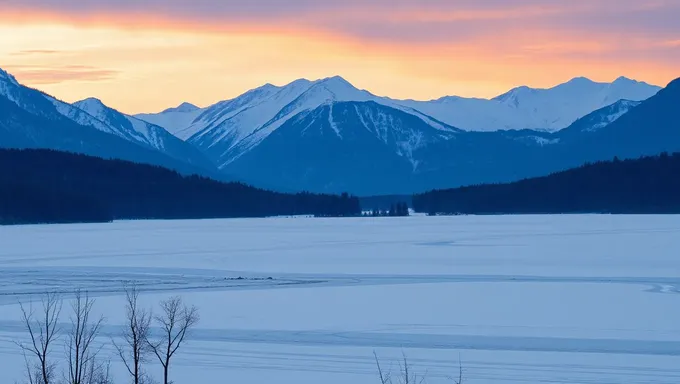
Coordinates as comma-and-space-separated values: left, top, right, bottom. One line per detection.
2, 66, 676, 196
137, 75, 661, 136
73, 97, 213, 168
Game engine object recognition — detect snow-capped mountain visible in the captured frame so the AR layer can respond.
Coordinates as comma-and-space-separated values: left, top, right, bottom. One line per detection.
0, 67, 19, 87
0, 67, 213, 174
185, 76, 413, 168
557, 99, 641, 136
135, 102, 206, 138
73, 98, 212, 167
394, 76, 659, 132
491, 76, 658, 130
138, 75, 659, 169
141, 75, 659, 141
4, 63, 676, 195
162, 102, 200, 113
222, 101, 459, 194
219, 76, 679, 195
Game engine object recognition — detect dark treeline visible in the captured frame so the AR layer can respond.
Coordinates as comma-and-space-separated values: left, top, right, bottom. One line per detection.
413, 152, 680, 215
0, 149, 361, 225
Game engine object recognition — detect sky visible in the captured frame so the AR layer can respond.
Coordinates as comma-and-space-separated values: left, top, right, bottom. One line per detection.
0, 0, 679, 114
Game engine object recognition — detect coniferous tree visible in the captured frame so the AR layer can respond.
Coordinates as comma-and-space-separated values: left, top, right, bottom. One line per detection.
413, 153, 680, 215
0, 149, 362, 224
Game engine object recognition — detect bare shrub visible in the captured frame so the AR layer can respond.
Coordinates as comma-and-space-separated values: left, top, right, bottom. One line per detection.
147, 296, 199, 384
113, 286, 151, 384
16, 292, 63, 384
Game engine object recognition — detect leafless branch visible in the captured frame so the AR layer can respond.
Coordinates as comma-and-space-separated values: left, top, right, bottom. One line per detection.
113, 285, 151, 384
15, 293, 62, 384
65, 290, 105, 384
147, 296, 199, 384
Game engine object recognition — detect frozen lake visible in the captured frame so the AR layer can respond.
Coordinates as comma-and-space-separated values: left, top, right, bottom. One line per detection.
1, 215, 680, 383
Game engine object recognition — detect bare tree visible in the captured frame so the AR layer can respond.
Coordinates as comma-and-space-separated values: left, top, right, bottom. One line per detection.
66, 291, 105, 384
86, 360, 113, 384
374, 352, 462, 384
451, 355, 463, 384
113, 285, 151, 384
374, 351, 392, 384
396, 353, 426, 384
147, 296, 199, 384
16, 292, 63, 384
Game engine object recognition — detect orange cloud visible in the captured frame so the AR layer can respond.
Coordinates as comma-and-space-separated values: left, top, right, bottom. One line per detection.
0, 4, 677, 114
3, 65, 119, 84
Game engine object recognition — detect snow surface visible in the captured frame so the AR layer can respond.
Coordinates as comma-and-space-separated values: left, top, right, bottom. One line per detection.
489, 76, 657, 131
136, 107, 206, 139
588, 100, 641, 131
1, 215, 680, 384
0, 67, 19, 86
74, 98, 172, 150
530, 136, 560, 146
0, 72, 22, 105
162, 102, 200, 114
398, 77, 659, 132
47, 96, 121, 137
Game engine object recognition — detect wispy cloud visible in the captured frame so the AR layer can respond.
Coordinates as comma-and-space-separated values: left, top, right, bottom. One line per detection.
10, 49, 62, 56
4, 65, 119, 84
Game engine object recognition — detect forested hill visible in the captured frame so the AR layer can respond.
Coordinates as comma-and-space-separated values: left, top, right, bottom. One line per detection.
0, 149, 361, 225
413, 152, 680, 215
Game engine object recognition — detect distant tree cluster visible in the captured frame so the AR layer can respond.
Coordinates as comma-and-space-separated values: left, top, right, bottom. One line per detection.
413, 152, 680, 215
365, 202, 410, 217
0, 149, 362, 225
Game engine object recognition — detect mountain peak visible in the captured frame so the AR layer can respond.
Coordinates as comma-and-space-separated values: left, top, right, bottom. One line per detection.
492, 85, 534, 103
614, 76, 636, 84
565, 76, 596, 85
161, 102, 199, 114
78, 97, 104, 104
74, 97, 106, 109
664, 77, 680, 91
316, 75, 353, 87
74, 97, 107, 111
0, 67, 19, 86
296, 75, 375, 104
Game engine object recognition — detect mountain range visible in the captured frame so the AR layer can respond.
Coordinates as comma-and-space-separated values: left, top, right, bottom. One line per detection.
0, 67, 213, 176
2, 66, 677, 195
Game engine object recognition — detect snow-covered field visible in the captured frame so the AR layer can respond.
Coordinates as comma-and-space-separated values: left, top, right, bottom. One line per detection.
1, 215, 680, 383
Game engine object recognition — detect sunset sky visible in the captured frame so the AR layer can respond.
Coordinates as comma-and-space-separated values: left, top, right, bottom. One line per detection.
1, 0, 679, 114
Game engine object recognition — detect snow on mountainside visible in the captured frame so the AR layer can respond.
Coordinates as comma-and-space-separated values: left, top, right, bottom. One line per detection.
135, 103, 206, 139
222, 76, 381, 151
396, 77, 659, 132
395, 96, 528, 132
0, 71, 124, 139
161, 102, 199, 113
74, 98, 159, 147
581, 100, 641, 132
490, 76, 659, 131
221, 100, 457, 194
0, 68, 19, 86
0, 68, 214, 174
140, 74, 659, 171
73, 98, 213, 167
187, 76, 408, 166
143, 75, 659, 147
